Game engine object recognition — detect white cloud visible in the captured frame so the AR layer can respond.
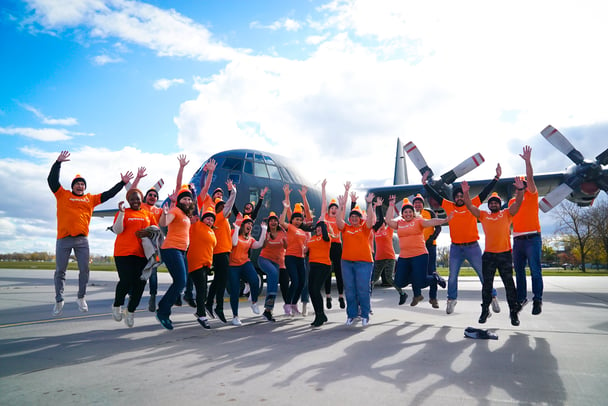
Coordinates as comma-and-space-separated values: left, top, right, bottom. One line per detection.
92, 54, 123, 65
153, 78, 185, 91
0, 127, 73, 141
21, 103, 78, 126
250, 18, 302, 32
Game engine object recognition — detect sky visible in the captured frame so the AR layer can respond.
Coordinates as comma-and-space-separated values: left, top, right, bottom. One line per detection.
1, 0, 607, 255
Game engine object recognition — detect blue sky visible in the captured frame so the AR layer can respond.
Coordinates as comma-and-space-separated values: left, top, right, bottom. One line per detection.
1, 0, 607, 255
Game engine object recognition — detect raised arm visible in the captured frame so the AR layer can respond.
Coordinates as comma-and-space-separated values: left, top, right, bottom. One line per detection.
279, 200, 290, 231
372, 197, 384, 232
365, 193, 376, 228
100, 171, 133, 203
385, 195, 398, 229
251, 186, 268, 220
519, 146, 537, 193
252, 223, 268, 249
477, 164, 501, 202
283, 184, 293, 219
199, 159, 217, 198
299, 185, 313, 221
319, 179, 328, 220
112, 201, 126, 234
335, 194, 347, 230
175, 154, 189, 192
130, 166, 147, 190
223, 180, 237, 218
461, 180, 481, 218
508, 177, 526, 216
48, 150, 70, 193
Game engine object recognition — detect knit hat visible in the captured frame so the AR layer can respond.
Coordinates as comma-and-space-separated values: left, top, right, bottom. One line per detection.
201, 206, 216, 221
267, 211, 279, 221
401, 198, 414, 213
241, 215, 253, 225
488, 192, 502, 205
71, 174, 86, 189
177, 187, 193, 202
413, 193, 424, 204
349, 205, 363, 217
328, 198, 338, 209
144, 187, 158, 199
290, 203, 304, 221
212, 187, 223, 197
452, 185, 463, 198
126, 188, 143, 201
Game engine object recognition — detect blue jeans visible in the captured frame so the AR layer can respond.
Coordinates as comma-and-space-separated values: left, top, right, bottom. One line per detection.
448, 242, 496, 300
394, 254, 433, 297
148, 268, 158, 295
426, 245, 438, 300
258, 256, 280, 310
157, 248, 187, 318
285, 255, 306, 305
228, 262, 260, 316
341, 260, 373, 319
513, 234, 543, 302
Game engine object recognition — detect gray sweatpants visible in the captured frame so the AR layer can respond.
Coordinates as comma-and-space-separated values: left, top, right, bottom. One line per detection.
55, 236, 90, 302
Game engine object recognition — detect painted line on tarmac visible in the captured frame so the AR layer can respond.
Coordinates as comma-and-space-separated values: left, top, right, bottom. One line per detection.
0, 312, 111, 328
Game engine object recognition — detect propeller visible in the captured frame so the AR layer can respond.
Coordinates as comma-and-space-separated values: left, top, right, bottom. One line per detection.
404, 141, 485, 184
539, 125, 608, 212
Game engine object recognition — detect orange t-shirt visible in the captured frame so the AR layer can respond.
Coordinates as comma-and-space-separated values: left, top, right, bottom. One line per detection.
374, 225, 395, 260
53, 187, 102, 239
341, 223, 373, 262
229, 234, 255, 266
198, 194, 215, 212
187, 221, 217, 272
323, 214, 341, 243
307, 234, 331, 265
260, 229, 287, 268
285, 224, 307, 258
113, 208, 152, 257
509, 190, 541, 235
161, 207, 190, 251
442, 196, 481, 244
213, 211, 232, 254
141, 203, 161, 225
479, 210, 513, 253
397, 217, 427, 258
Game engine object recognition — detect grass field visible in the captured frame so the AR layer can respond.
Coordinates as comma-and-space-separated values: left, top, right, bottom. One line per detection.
1, 261, 606, 276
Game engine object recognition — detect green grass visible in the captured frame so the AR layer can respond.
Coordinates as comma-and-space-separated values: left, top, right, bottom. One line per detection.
1, 261, 606, 276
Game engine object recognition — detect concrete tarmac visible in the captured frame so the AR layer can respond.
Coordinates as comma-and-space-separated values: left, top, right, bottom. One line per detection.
0, 269, 607, 405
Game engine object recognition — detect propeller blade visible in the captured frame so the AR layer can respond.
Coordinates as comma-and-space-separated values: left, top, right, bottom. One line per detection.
541, 125, 585, 164
440, 153, 485, 185
404, 142, 433, 177
595, 147, 608, 166
152, 178, 165, 191
539, 182, 574, 212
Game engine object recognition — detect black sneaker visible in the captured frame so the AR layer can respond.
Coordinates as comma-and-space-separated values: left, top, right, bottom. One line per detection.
478, 306, 491, 324
339, 297, 345, 309
517, 298, 528, 314
326, 297, 332, 309
197, 317, 211, 329
510, 311, 520, 326
184, 295, 196, 308
262, 310, 276, 322
174, 295, 182, 306
433, 272, 447, 289
156, 313, 174, 330
205, 302, 216, 318
215, 307, 227, 323
532, 300, 542, 315
398, 292, 408, 305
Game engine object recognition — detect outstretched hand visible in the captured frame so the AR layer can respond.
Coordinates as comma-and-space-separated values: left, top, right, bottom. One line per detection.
57, 150, 70, 163
118, 201, 125, 212
461, 180, 470, 194
520, 145, 532, 162
121, 171, 134, 184
495, 163, 502, 178
136, 167, 147, 179
177, 154, 189, 168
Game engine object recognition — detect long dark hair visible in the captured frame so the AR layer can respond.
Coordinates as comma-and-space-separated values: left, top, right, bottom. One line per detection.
315, 221, 330, 242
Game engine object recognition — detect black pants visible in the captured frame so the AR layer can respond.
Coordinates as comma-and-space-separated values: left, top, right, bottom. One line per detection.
206, 252, 229, 310
190, 267, 209, 317
309, 262, 332, 316
481, 251, 517, 311
324, 242, 344, 295
114, 255, 147, 312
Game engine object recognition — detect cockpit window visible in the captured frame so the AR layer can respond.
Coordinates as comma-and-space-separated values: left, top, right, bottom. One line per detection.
267, 165, 281, 180
279, 167, 295, 183
222, 157, 243, 172
244, 160, 253, 175
263, 155, 275, 165
254, 153, 265, 163
254, 162, 269, 178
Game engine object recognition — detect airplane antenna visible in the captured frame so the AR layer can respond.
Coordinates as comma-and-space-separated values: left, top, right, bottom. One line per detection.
393, 138, 408, 185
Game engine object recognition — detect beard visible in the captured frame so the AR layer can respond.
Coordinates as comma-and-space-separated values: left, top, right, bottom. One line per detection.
177, 201, 195, 216
490, 206, 500, 213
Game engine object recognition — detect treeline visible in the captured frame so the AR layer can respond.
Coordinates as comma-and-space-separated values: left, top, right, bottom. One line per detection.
0, 252, 113, 263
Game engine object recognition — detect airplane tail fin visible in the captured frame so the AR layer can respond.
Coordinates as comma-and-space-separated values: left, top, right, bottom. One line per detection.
393, 138, 408, 185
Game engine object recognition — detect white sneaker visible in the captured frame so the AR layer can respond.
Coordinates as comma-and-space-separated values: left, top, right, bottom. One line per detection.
243, 283, 250, 295
232, 316, 242, 326
291, 304, 301, 317
345, 318, 354, 326
112, 306, 123, 321
446, 299, 457, 314
251, 303, 260, 314
283, 303, 292, 316
53, 300, 64, 316
124, 310, 134, 328
491, 297, 501, 313
361, 318, 370, 326
77, 297, 88, 312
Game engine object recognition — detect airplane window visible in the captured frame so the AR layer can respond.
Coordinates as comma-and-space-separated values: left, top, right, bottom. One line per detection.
222, 157, 243, 172
264, 155, 275, 164
279, 167, 295, 183
254, 162, 269, 178
244, 160, 253, 174
267, 165, 281, 180
245, 152, 254, 160
254, 153, 265, 163
249, 189, 258, 203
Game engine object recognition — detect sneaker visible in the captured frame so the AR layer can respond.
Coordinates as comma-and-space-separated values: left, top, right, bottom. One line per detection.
184, 295, 196, 308
429, 298, 439, 309
478, 306, 491, 323
124, 310, 135, 328
283, 303, 292, 316
291, 304, 302, 317
345, 317, 354, 326
197, 316, 211, 329
215, 307, 227, 323
52, 300, 64, 316
112, 306, 123, 321
339, 297, 346, 309
205, 303, 216, 318
491, 297, 501, 313
148, 295, 156, 312
410, 295, 424, 307
398, 292, 408, 305
433, 272, 447, 289
156, 313, 174, 330
251, 303, 260, 315
76, 297, 88, 312
510, 311, 520, 326
326, 297, 332, 309
518, 298, 529, 314
243, 283, 250, 295
262, 310, 276, 322
446, 299, 457, 314
232, 316, 242, 326
361, 318, 370, 326
532, 299, 542, 315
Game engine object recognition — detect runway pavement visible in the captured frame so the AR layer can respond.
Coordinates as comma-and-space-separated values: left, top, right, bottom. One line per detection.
1, 269, 607, 405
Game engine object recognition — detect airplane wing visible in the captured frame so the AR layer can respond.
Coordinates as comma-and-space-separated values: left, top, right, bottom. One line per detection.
92, 208, 119, 218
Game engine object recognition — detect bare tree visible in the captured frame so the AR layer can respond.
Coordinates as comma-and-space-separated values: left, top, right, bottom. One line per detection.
586, 198, 608, 266
552, 202, 594, 272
